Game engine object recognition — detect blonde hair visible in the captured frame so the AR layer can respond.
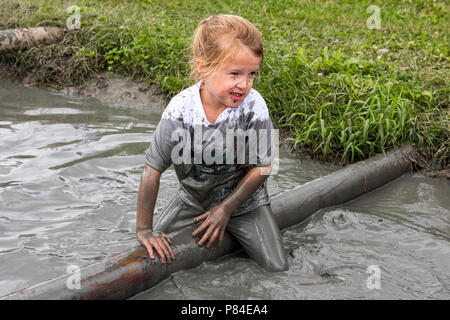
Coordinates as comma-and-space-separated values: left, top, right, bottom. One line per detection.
190, 14, 263, 83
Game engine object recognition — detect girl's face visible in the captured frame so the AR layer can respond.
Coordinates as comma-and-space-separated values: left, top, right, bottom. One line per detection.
198, 45, 262, 111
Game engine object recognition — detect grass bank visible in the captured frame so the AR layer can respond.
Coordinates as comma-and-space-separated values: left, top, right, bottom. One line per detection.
1, 0, 448, 166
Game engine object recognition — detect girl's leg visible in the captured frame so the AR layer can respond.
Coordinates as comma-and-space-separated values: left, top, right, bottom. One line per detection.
153, 195, 203, 233
226, 205, 288, 272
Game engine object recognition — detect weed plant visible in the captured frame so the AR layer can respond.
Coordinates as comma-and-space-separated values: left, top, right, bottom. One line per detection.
1, 0, 448, 165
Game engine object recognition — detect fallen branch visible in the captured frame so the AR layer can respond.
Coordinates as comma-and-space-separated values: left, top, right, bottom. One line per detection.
0, 27, 66, 52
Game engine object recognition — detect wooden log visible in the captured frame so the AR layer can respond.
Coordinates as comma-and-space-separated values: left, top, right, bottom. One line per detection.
2, 145, 418, 300
0, 27, 65, 52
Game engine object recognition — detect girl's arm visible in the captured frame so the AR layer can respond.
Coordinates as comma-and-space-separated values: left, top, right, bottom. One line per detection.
192, 164, 273, 248
136, 164, 175, 263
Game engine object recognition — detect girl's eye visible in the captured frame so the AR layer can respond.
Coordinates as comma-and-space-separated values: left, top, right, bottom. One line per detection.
230, 72, 239, 76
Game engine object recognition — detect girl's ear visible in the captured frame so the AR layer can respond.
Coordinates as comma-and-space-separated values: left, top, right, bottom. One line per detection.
195, 59, 206, 78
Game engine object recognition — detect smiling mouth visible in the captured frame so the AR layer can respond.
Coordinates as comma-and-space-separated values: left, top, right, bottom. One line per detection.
230, 92, 244, 100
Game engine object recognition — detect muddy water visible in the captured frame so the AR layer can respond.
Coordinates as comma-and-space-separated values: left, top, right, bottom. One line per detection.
133, 173, 449, 300
1, 79, 448, 300
0, 79, 342, 297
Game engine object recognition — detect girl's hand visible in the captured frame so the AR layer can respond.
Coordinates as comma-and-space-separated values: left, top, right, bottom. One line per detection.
137, 229, 175, 263
192, 205, 231, 248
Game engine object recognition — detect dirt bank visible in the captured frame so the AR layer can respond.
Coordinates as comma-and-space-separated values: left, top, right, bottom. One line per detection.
0, 65, 165, 114
60, 72, 166, 113
0, 65, 447, 179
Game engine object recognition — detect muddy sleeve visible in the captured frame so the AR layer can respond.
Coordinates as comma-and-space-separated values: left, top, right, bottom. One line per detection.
247, 98, 274, 168
144, 118, 180, 173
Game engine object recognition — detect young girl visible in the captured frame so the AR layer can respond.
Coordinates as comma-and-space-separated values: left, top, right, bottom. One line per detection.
136, 14, 288, 272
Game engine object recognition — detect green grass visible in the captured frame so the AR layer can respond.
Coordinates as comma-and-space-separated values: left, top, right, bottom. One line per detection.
1, 0, 448, 166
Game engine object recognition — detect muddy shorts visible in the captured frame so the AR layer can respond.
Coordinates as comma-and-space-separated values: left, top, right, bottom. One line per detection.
154, 195, 288, 272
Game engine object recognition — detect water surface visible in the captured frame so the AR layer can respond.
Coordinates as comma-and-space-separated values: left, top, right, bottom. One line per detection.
1, 79, 448, 300
133, 174, 449, 300
0, 79, 341, 297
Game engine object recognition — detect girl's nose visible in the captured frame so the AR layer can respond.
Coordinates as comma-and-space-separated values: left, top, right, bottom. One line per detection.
236, 75, 251, 90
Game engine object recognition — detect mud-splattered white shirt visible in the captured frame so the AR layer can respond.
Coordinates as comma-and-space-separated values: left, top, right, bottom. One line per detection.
145, 81, 274, 215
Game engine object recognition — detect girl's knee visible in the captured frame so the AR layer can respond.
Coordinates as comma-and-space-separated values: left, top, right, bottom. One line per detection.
262, 257, 289, 272
251, 250, 288, 272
